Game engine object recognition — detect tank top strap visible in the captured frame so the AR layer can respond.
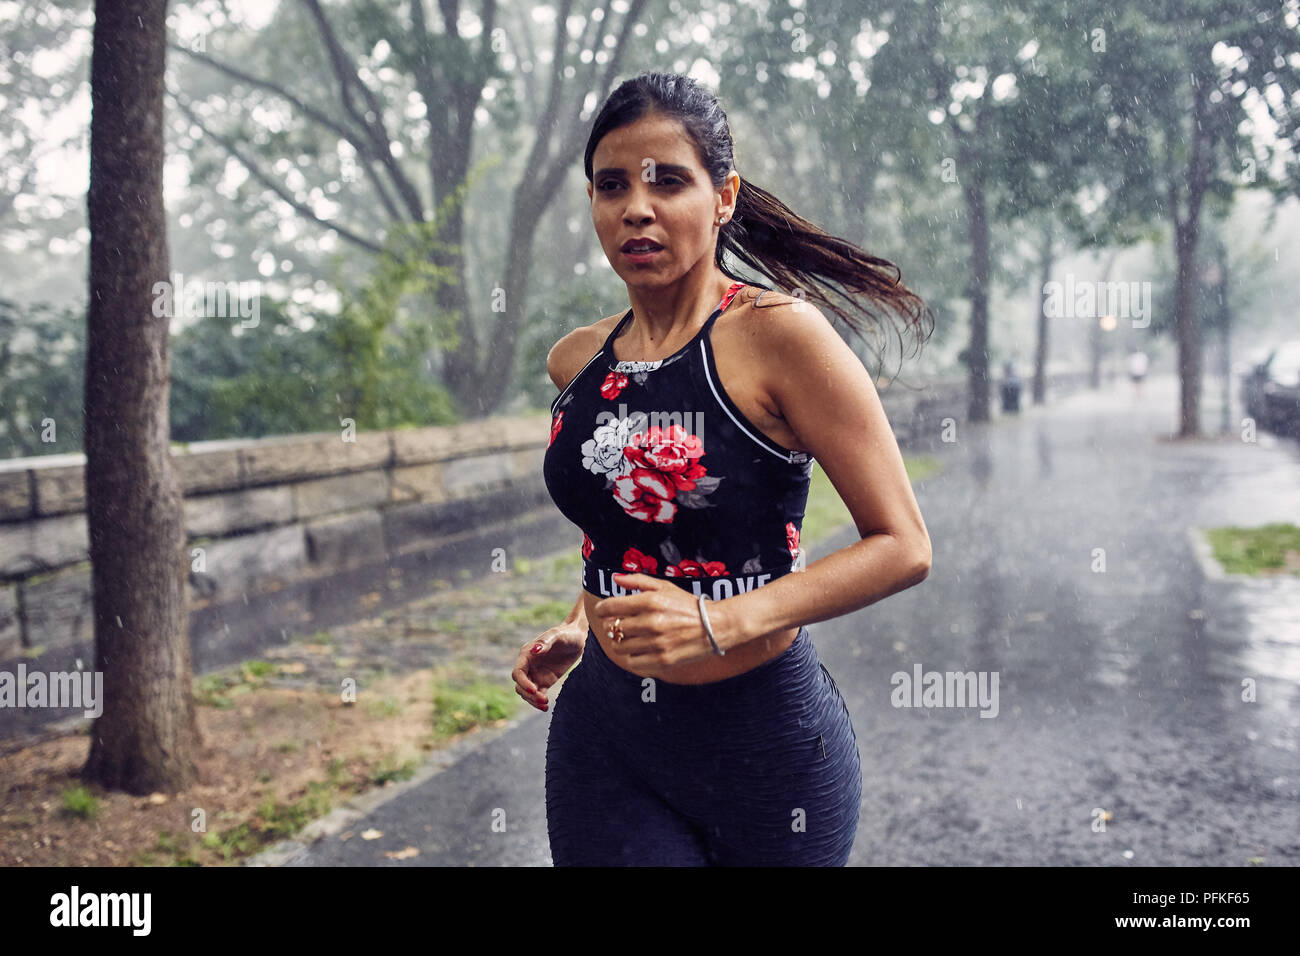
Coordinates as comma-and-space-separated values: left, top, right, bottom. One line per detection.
719, 280, 747, 313
702, 280, 748, 334
604, 282, 746, 353
599, 308, 634, 354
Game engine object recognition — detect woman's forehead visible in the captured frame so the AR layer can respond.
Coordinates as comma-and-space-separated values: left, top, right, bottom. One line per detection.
594, 117, 698, 167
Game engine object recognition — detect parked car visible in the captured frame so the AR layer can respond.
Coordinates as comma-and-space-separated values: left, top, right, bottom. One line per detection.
1240, 350, 1272, 424
1249, 340, 1300, 436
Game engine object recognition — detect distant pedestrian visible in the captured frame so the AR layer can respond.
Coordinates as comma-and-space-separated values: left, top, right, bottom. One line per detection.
1000, 359, 1021, 412
1126, 349, 1149, 399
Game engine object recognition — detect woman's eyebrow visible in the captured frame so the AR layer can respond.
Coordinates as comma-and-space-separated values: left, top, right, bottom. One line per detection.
594, 163, 693, 179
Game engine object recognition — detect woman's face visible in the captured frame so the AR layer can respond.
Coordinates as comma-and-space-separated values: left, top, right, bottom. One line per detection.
587, 112, 736, 287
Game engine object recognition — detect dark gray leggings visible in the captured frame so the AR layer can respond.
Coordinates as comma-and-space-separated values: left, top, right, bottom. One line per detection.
545, 626, 862, 866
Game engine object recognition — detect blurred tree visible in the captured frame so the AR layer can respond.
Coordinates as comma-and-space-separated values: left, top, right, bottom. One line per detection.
0, 298, 85, 457
853, 0, 1125, 421
168, 0, 651, 419
1069, 0, 1300, 437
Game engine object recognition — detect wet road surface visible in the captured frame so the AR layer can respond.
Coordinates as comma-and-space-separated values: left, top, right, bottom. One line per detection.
273, 375, 1300, 866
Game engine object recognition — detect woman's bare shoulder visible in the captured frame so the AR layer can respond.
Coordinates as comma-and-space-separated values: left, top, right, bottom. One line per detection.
546, 311, 625, 392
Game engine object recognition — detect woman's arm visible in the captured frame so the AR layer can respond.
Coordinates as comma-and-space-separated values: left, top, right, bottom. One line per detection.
562, 589, 589, 629
711, 297, 932, 649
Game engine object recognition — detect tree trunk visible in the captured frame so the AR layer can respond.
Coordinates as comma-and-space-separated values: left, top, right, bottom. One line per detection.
82, 0, 200, 795
1170, 71, 1213, 439
964, 177, 991, 423
1032, 219, 1053, 405
1217, 240, 1231, 436
1173, 218, 1203, 438
1089, 248, 1120, 389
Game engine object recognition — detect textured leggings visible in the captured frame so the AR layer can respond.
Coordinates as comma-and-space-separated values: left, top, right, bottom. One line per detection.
545, 625, 862, 866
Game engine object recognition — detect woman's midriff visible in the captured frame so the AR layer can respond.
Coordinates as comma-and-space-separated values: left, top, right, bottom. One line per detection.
582, 589, 800, 684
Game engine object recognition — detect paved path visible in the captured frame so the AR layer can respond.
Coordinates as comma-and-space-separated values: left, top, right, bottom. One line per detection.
268, 374, 1300, 866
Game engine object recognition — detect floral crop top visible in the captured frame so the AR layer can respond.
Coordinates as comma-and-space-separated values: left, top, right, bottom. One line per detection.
543, 282, 813, 602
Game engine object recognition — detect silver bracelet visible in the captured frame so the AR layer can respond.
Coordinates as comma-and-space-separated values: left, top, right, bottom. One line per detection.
698, 593, 724, 656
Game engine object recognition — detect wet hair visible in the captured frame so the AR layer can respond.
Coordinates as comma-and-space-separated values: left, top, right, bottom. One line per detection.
583, 71, 934, 371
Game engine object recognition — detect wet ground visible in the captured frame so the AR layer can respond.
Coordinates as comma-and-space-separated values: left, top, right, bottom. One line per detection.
264, 373, 1300, 866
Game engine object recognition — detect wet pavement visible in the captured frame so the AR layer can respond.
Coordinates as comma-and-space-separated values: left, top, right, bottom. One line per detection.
264, 373, 1300, 866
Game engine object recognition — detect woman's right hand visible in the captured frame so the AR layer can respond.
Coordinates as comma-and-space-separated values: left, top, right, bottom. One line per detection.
512, 622, 587, 712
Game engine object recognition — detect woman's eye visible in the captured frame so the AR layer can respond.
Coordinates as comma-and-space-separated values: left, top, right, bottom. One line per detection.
596, 178, 681, 191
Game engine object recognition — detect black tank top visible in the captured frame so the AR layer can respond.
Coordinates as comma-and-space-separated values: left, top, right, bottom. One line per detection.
543, 282, 814, 602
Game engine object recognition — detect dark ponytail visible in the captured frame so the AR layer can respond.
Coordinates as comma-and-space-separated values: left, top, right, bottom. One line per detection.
584, 71, 934, 369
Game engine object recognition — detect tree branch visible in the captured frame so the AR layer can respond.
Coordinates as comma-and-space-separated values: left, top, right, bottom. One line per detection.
170, 42, 406, 223
298, 0, 427, 221
170, 89, 384, 254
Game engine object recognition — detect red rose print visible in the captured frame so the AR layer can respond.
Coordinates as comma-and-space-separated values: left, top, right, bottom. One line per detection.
786, 521, 800, 560
582, 531, 593, 559
612, 469, 679, 523
608, 424, 709, 523
623, 425, 707, 493
600, 372, 629, 400
548, 411, 564, 449
665, 558, 728, 578
621, 548, 658, 574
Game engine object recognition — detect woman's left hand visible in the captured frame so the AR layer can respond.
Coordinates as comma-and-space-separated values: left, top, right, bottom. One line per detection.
595, 573, 725, 668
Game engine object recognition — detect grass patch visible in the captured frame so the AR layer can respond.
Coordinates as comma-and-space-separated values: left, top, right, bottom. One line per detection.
497, 600, 572, 629
194, 658, 279, 707
59, 785, 100, 820
551, 550, 582, 572
203, 782, 335, 861
363, 695, 402, 718
432, 679, 516, 738
1205, 523, 1300, 575
902, 454, 942, 484
801, 453, 942, 544
290, 628, 337, 646
369, 755, 418, 786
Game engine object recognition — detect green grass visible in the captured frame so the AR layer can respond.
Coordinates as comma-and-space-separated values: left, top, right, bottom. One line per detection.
194, 658, 279, 707
800, 453, 942, 544
432, 680, 516, 738
363, 695, 402, 718
292, 628, 338, 645
497, 600, 572, 628
368, 756, 418, 786
59, 785, 100, 820
201, 782, 336, 862
902, 454, 942, 484
1205, 523, 1300, 576
551, 550, 582, 571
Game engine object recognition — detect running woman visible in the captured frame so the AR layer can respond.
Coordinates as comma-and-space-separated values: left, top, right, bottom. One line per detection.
512, 72, 934, 866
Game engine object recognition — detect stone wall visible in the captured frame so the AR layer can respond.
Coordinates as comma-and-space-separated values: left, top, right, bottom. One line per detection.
0, 369, 1087, 663
0, 415, 552, 662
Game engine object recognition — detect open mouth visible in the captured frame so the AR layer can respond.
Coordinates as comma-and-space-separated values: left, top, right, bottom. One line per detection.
621, 240, 664, 253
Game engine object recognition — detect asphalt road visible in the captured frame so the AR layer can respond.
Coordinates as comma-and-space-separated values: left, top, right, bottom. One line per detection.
275, 374, 1300, 866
